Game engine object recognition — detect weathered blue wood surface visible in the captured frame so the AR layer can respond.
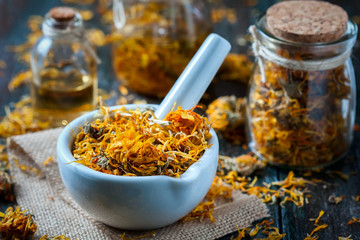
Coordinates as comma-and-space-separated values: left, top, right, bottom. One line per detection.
0, 0, 359, 239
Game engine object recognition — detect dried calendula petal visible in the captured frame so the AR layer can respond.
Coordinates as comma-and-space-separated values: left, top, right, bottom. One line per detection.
309, 210, 325, 225
8, 70, 32, 91
73, 106, 211, 177
338, 236, 353, 240
233, 218, 286, 240
86, 28, 106, 47
181, 176, 233, 223
43, 156, 54, 166
120, 231, 156, 240
328, 194, 346, 204
352, 195, 360, 202
119, 85, 129, 96
347, 217, 360, 225
0, 206, 37, 240
217, 53, 253, 83
0, 98, 50, 138
40, 235, 72, 240
211, 8, 237, 24
78, 9, 94, 21
206, 96, 247, 145
219, 154, 265, 176
305, 210, 328, 239
13, 154, 42, 177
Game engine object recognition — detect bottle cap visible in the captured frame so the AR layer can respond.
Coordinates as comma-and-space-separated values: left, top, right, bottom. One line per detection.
266, 1, 348, 43
49, 7, 76, 22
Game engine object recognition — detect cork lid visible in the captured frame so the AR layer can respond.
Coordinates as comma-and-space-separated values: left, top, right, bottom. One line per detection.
266, 1, 348, 43
49, 7, 76, 22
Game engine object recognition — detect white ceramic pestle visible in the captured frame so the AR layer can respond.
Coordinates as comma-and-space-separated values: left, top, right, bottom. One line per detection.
154, 33, 231, 119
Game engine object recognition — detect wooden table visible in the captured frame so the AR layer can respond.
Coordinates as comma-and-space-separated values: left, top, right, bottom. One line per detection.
0, 0, 359, 239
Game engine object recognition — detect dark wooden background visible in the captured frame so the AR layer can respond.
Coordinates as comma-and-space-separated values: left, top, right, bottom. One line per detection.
0, 0, 359, 239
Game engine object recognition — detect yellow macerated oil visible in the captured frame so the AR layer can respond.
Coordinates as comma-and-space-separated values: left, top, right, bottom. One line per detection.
31, 68, 97, 127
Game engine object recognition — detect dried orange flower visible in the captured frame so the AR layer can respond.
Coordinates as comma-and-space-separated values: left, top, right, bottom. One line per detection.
219, 154, 265, 176
110, 2, 210, 97
73, 106, 211, 177
233, 219, 286, 240
211, 8, 237, 24
326, 170, 349, 180
217, 53, 254, 83
328, 194, 346, 204
347, 217, 360, 225
8, 70, 32, 91
0, 97, 50, 138
206, 96, 247, 145
0, 206, 37, 240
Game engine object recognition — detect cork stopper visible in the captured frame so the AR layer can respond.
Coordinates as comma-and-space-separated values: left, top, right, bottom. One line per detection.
266, 1, 348, 43
49, 7, 76, 22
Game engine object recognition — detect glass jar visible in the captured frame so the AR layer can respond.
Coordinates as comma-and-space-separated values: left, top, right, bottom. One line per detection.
30, 7, 98, 127
247, 15, 358, 169
112, 0, 212, 98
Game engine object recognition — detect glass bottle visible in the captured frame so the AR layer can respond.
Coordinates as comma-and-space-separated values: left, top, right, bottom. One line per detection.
247, 10, 358, 169
30, 7, 99, 127
111, 0, 212, 98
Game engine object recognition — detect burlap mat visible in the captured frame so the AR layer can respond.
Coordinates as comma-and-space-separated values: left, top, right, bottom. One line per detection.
8, 128, 269, 240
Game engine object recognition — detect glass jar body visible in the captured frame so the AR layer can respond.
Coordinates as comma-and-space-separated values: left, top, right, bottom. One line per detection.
30, 37, 97, 127
247, 18, 357, 169
112, 0, 212, 98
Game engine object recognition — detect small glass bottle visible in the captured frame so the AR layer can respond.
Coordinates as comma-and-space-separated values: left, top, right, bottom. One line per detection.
111, 0, 212, 98
30, 7, 99, 127
247, 1, 357, 169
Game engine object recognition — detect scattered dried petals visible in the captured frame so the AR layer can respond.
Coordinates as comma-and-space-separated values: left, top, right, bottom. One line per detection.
0, 206, 37, 240
347, 217, 360, 225
326, 170, 349, 180
206, 96, 247, 145
43, 156, 54, 166
328, 195, 346, 204
120, 230, 156, 240
0, 97, 50, 138
40, 235, 72, 240
8, 70, 32, 91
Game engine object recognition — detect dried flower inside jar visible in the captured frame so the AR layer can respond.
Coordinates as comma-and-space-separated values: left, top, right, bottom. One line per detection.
111, 0, 212, 98
247, 1, 357, 169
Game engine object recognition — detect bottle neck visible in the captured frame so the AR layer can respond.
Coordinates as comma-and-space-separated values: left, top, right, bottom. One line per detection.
42, 12, 84, 41
41, 12, 101, 64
